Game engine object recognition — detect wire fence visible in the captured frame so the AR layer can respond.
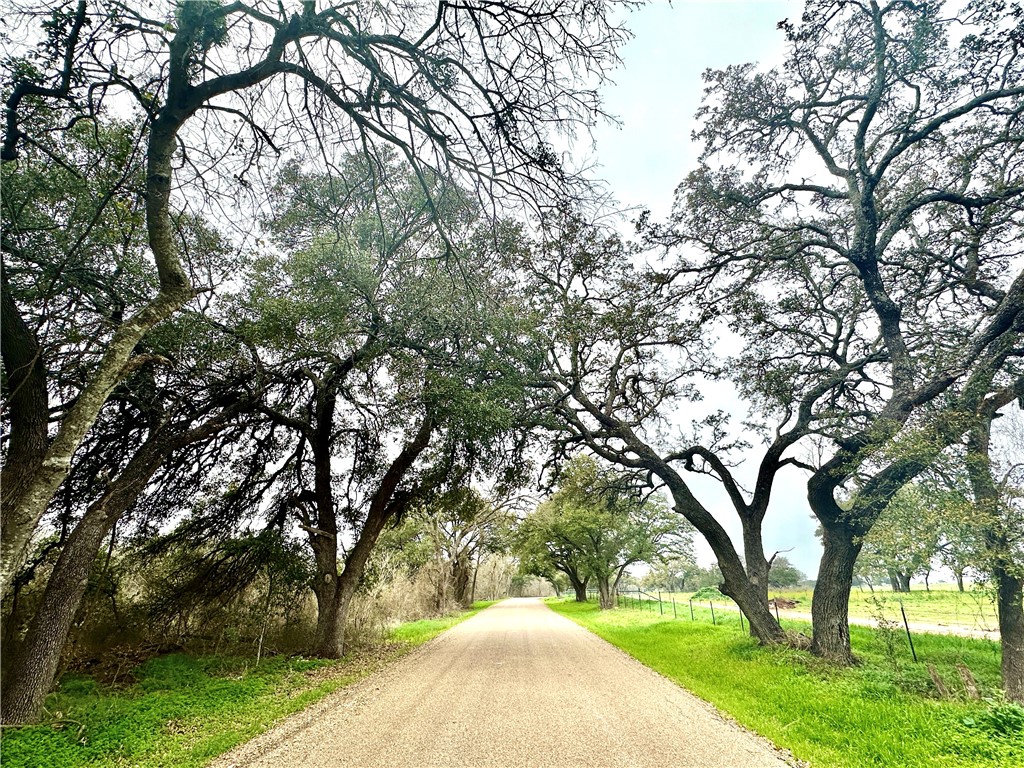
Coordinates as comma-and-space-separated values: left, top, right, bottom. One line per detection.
570, 587, 1000, 668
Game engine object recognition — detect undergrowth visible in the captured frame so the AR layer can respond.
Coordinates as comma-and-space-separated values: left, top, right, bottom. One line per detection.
0, 601, 495, 768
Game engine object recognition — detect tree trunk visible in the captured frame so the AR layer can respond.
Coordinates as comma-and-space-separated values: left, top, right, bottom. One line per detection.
0, 279, 50, 592
0, 429, 176, 724
452, 554, 473, 607
966, 414, 1024, 703
955, 569, 965, 592
311, 415, 434, 659
1, 117, 193, 600
810, 523, 861, 664
567, 572, 589, 602
743, 517, 770, 606
650, 465, 786, 645
596, 576, 615, 609
311, 565, 341, 657
995, 562, 1024, 703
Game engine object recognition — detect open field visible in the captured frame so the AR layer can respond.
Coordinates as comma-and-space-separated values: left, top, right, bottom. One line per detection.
550, 599, 1023, 768
0, 603, 496, 768
634, 585, 999, 635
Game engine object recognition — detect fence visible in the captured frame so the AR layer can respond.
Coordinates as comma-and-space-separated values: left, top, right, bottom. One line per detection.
571, 588, 987, 666
611, 589, 738, 629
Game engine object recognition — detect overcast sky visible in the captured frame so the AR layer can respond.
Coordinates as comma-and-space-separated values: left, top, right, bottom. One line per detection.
582, 1, 826, 578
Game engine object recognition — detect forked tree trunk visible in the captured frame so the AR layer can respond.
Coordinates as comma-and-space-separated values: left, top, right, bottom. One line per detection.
656, 477, 785, 645
810, 523, 860, 664
596, 577, 615, 609
567, 573, 589, 602
311, 415, 434, 659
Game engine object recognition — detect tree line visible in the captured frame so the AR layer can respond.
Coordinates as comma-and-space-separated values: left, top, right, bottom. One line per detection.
2, 0, 1023, 724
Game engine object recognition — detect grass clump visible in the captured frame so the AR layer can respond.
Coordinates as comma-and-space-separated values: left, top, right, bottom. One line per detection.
549, 598, 1022, 768
0, 601, 495, 768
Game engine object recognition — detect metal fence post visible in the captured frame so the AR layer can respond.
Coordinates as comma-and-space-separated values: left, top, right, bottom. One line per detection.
689, 599, 694, 621
672, 595, 677, 619
899, 600, 918, 663
658, 591, 664, 615
710, 601, 716, 625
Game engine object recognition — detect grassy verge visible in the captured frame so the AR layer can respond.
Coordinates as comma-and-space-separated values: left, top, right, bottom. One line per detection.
0, 601, 497, 768
549, 598, 1024, 768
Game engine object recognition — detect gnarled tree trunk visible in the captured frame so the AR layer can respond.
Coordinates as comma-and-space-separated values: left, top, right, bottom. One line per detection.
809, 522, 861, 665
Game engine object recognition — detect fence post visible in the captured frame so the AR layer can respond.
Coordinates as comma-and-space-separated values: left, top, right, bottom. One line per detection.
739, 610, 745, 633
710, 601, 716, 625
773, 599, 780, 624
672, 595, 677, 619
689, 599, 694, 621
899, 600, 918, 663
658, 591, 664, 615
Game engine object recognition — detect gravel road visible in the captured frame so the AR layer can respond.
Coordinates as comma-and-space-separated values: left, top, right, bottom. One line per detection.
212, 598, 792, 768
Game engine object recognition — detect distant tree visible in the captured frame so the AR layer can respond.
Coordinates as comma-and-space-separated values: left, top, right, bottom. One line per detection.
515, 456, 692, 609
858, 484, 942, 593
642, 554, 701, 593
766, 556, 805, 589
419, 488, 513, 609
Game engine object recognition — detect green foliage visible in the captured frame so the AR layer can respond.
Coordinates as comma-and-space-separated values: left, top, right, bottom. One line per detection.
965, 701, 1024, 738
551, 600, 1024, 768
859, 484, 942, 583
515, 456, 692, 600
766, 556, 805, 588
691, 586, 725, 601
640, 554, 704, 592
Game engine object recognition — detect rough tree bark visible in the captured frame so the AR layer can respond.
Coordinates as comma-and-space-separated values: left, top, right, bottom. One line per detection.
314, 415, 434, 659
809, 522, 862, 665
0, 411, 233, 724
559, 568, 589, 602
966, 406, 1024, 703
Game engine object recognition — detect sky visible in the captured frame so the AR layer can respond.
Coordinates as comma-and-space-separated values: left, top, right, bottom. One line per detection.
581, 0, 825, 578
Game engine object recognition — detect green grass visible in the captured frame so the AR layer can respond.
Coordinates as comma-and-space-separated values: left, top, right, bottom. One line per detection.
0, 601, 496, 768
549, 598, 1023, 768
645, 585, 999, 630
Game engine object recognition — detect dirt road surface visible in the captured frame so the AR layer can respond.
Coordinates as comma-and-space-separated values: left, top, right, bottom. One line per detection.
213, 598, 792, 768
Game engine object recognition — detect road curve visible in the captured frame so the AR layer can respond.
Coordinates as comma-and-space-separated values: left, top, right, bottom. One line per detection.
213, 598, 791, 768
